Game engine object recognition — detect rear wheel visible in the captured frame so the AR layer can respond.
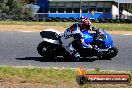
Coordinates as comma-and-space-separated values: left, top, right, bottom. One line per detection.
37, 41, 56, 58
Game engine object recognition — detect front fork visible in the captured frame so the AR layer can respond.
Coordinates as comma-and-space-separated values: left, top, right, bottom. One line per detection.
96, 44, 114, 56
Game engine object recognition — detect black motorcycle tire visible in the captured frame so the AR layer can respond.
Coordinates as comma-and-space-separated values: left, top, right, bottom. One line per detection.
37, 41, 56, 59
107, 46, 118, 58
97, 46, 118, 59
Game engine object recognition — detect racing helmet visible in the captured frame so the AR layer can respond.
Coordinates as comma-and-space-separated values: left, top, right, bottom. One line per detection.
79, 16, 91, 31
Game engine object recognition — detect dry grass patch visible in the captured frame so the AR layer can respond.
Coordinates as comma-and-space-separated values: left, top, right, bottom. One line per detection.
0, 66, 131, 88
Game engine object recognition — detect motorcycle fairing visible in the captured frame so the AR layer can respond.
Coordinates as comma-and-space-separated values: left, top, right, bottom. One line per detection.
40, 29, 61, 45
82, 31, 94, 44
103, 30, 113, 48
82, 29, 113, 49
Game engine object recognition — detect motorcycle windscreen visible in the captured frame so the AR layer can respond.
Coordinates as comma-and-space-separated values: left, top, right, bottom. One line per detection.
82, 31, 93, 43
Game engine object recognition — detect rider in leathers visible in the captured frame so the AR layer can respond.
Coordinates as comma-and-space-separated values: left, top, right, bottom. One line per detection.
61, 17, 92, 61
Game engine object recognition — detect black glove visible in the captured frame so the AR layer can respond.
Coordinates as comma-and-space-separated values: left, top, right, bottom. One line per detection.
92, 27, 98, 31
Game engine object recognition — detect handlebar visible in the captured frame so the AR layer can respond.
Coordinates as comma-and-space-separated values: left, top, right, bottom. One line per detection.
92, 27, 101, 34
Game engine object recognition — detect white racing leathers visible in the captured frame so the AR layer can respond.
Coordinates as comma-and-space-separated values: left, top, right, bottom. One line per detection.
61, 23, 82, 58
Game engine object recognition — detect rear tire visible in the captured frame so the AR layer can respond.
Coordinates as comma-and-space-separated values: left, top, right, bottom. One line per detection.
37, 41, 56, 58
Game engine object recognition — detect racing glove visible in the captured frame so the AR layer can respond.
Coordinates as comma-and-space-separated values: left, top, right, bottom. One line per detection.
92, 27, 98, 31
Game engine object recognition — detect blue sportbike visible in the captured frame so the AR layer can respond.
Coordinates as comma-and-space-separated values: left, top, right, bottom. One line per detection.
37, 27, 118, 60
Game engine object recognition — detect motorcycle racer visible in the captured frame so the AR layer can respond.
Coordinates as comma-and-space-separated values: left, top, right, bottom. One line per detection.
61, 16, 93, 61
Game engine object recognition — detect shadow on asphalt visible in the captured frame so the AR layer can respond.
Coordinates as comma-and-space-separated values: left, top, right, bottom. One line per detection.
16, 57, 111, 62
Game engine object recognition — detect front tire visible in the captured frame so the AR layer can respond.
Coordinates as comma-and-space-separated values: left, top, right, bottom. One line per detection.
97, 46, 118, 59
37, 41, 56, 58
107, 46, 118, 58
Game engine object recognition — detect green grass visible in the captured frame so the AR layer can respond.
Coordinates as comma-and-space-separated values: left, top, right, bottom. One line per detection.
0, 66, 76, 84
0, 66, 131, 88
0, 21, 132, 31
0, 66, 131, 83
93, 23, 132, 31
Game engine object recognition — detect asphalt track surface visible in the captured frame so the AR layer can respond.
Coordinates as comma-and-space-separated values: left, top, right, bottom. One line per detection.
0, 31, 132, 71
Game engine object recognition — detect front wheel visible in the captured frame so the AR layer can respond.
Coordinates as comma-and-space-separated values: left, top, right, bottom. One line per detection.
37, 41, 56, 58
107, 46, 118, 58
97, 46, 118, 59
